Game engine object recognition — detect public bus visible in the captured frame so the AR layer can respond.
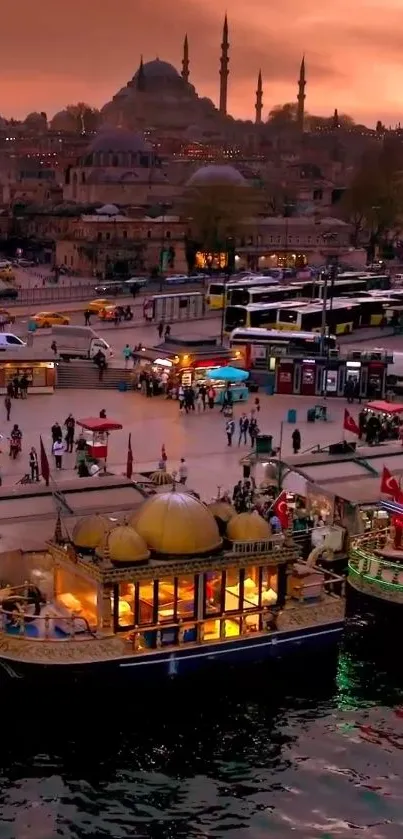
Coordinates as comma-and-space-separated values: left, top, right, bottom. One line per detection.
230, 328, 338, 369
224, 301, 311, 332
276, 299, 361, 335
336, 271, 391, 290
350, 296, 395, 326
206, 275, 279, 310
226, 283, 305, 307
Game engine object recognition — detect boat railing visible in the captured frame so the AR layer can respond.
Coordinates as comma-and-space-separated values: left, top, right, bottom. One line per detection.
227, 535, 285, 556
0, 604, 97, 641
349, 533, 403, 589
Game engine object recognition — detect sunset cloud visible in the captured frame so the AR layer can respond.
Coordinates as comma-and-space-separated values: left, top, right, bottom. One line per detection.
0, 0, 400, 126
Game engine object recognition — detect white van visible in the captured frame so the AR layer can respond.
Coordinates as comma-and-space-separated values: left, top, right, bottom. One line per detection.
0, 333, 26, 349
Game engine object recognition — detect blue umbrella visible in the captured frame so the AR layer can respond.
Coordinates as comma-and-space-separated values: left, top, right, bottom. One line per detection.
208, 366, 249, 382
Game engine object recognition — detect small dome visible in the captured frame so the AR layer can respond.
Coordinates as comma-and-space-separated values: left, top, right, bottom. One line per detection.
135, 59, 180, 81
227, 512, 271, 542
96, 203, 120, 216
208, 501, 235, 523
96, 525, 150, 564
87, 128, 149, 155
150, 470, 174, 486
130, 492, 222, 556
187, 165, 247, 188
72, 515, 112, 550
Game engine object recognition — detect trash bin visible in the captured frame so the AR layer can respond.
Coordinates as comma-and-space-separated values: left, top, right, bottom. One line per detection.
287, 408, 297, 423
118, 382, 128, 392
256, 434, 273, 454
307, 408, 316, 423
265, 384, 274, 395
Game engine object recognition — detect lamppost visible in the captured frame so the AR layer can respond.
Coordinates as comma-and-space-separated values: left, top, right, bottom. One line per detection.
320, 231, 339, 395
283, 202, 295, 272
220, 235, 233, 345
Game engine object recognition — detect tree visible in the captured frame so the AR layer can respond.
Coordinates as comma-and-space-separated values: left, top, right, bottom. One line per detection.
339, 143, 403, 252
66, 103, 100, 133
267, 103, 298, 127
183, 184, 261, 257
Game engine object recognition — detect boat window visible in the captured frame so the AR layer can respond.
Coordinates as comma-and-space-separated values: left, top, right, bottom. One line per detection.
204, 571, 223, 615
261, 567, 278, 606
157, 578, 175, 623
137, 580, 155, 625
55, 567, 97, 627
225, 568, 240, 611
176, 575, 196, 619
116, 582, 135, 628
242, 567, 260, 610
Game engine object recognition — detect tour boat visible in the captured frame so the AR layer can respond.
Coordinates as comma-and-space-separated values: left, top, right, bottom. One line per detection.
0, 491, 345, 679
348, 500, 403, 605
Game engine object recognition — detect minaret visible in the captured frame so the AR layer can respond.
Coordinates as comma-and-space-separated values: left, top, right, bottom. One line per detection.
182, 34, 189, 83
297, 55, 306, 131
255, 70, 263, 125
219, 14, 229, 116
332, 108, 340, 129
137, 55, 146, 91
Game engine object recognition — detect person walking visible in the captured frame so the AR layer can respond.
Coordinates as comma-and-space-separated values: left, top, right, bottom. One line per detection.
292, 428, 301, 454
178, 457, 188, 485
122, 344, 132, 368
52, 438, 64, 470
84, 309, 91, 326
158, 321, 164, 339
64, 414, 75, 453
4, 394, 11, 421
226, 418, 235, 446
29, 447, 39, 481
238, 413, 249, 446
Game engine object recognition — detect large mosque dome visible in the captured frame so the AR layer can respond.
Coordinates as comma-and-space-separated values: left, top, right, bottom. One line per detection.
129, 491, 222, 556
134, 59, 181, 82
187, 165, 248, 188
87, 128, 150, 155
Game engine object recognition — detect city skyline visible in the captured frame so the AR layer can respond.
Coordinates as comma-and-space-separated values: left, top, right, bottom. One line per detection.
1, 0, 401, 126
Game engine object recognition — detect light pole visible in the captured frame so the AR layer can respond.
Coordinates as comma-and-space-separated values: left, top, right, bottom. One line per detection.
320, 231, 339, 396
283, 201, 295, 272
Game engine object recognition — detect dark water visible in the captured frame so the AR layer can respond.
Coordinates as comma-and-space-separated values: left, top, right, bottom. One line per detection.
1, 599, 403, 839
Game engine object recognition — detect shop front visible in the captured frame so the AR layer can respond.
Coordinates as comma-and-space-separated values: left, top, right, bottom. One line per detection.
275, 356, 387, 399
0, 351, 56, 394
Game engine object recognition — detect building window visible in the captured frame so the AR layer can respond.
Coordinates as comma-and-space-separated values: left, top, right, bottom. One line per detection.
116, 583, 135, 629
137, 580, 155, 625
123, 230, 128, 239
147, 229, 151, 239
165, 230, 171, 239
105, 232, 110, 240
204, 571, 223, 616
97, 232, 102, 241
224, 569, 240, 611
176, 575, 197, 619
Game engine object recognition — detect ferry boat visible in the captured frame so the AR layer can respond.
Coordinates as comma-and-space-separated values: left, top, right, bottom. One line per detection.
348, 500, 403, 605
0, 490, 345, 679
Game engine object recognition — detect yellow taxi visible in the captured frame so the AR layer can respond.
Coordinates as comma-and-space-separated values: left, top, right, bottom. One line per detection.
30, 311, 71, 328
87, 298, 110, 314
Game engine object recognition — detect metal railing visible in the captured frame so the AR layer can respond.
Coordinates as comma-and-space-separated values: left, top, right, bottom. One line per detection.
349, 530, 403, 590
0, 602, 97, 640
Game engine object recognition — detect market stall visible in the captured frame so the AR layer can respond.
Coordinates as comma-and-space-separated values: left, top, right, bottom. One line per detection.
362, 400, 403, 442
76, 417, 123, 471
207, 366, 249, 406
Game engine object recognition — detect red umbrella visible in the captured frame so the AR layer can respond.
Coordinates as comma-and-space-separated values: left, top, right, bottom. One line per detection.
40, 435, 50, 486
126, 433, 133, 480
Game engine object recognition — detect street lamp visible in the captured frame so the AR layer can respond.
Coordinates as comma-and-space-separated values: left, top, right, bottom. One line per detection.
220, 235, 233, 345
283, 201, 295, 272
320, 231, 339, 395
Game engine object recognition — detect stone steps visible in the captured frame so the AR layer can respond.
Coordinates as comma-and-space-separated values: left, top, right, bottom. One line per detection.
56, 361, 134, 390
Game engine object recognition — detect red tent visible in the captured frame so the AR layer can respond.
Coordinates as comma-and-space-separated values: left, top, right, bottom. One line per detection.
76, 418, 123, 432
366, 401, 403, 415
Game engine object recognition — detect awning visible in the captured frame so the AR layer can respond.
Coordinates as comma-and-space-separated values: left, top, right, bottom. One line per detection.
367, 400, 403, 414
380, 500, 403, 516
77, 418, 123, 432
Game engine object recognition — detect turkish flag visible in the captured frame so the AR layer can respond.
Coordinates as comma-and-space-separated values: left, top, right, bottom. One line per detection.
380, 466, 400, 498
126, 433, 133, 480
343, 409, 360, 436
39, 435, 50, 486
272, 490, 289, 529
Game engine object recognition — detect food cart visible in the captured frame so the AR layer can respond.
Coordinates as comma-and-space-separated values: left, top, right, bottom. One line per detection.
207, 366, 249, 406
76, 417, 123, 470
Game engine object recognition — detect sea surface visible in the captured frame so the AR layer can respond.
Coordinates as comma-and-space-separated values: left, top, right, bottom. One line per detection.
0, 596, 403, 839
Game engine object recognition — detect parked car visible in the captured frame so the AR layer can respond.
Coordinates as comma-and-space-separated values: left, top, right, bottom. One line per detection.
30, 311, 71, 328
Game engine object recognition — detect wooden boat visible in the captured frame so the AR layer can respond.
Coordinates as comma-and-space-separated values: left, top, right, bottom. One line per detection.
0, 491, 345, 679
348, 500, 403, 605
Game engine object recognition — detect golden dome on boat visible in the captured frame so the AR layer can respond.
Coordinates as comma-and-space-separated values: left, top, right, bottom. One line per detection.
129, 491, 222, 555
227, 512, 271, 542
208, 501, 235, 523
72, 515, 112, 550
150, 470, 174, 486
96, 524, 150, 564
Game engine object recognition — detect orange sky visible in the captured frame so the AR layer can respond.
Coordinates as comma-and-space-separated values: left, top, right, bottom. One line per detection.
1, 0, 401, 126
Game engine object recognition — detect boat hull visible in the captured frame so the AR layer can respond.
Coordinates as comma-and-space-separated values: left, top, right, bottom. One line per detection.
0, 621, 344, 680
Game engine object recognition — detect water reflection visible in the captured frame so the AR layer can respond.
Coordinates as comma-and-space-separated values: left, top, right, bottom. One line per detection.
0, 609, 403, 838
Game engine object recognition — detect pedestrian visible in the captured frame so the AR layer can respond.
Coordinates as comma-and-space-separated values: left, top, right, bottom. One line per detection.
51, 340, 57, 355
19, 374, 29, 399
249, 416, 259, 447
238, 413, 249, 446
178, 457, 188, 484
52, 438, 64, 470
29, 446, 39, 481
254, 397, 260, 413
164, 324, 171, 340
12, 376, 19, 399
207, 385, 215, 409
84, 309, 91, 326
64, 413, 75, 453
6, 380, 14, 399
292, 428, 301, 454
226, 418, 235, 446
158, 321, 164, 339
99, 408, 107, 418
122, 344, 132, 368
4, 394, 11, 421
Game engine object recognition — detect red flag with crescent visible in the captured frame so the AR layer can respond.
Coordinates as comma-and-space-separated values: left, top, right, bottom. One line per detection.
380, 466, 400, 498
343, 409, 360, 436
272, 490, 289, 529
